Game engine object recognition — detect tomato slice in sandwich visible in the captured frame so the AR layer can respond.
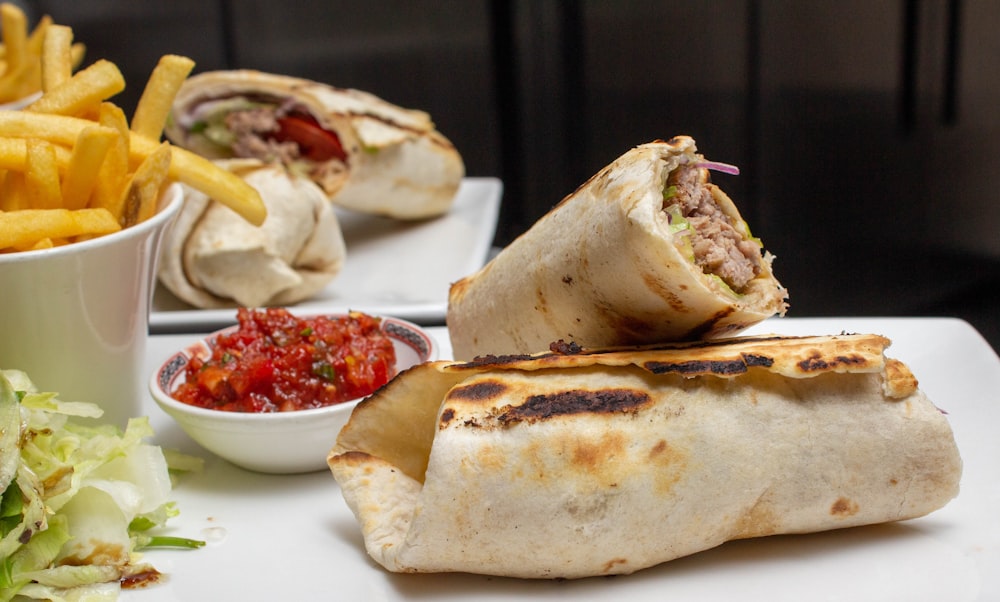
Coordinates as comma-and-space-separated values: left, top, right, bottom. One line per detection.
272, 114, 348, 163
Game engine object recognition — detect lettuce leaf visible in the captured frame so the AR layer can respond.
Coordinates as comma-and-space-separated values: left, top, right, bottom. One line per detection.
0, 369, 203, 601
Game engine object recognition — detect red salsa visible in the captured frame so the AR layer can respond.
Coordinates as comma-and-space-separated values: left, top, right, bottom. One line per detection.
174, 308, 396, 412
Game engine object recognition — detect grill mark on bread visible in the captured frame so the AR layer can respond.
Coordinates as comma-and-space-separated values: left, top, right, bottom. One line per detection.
797, 353, 873, 372
496, 388, 650, 425
644, 352, 775, 376
448, 380, 509, 401
451, 335, 891, 383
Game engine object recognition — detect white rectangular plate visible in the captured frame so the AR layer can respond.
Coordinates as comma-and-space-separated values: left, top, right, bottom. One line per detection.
149, 177, 502, 332
131, 317, 1000, 601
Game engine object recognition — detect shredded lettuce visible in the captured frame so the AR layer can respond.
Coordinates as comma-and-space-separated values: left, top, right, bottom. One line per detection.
0, 370, 203, 601
662, 202, 696, 262
663, 203, 689, 235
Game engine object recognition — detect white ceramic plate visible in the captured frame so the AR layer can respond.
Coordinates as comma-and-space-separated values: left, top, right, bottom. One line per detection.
131, 317, 999, 601
149, 177, 502, 332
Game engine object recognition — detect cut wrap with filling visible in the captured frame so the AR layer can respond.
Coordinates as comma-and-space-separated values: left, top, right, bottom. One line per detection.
447, 136, 788, 360
165, 69, 465, 219
157, 159, 346, 308
328, 333, 962, 579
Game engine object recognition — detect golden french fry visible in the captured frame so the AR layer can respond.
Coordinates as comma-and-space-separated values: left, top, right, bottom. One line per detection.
26, 58, 124, 116
23, 138, 60, 209
130, 134, 267, 226
0, 4, 26, 74
25, 236, 54, 251
0, 110, 117, 147
0, 136, 71, 170
61, 125, 116, 210
41, 23, 72, 91
90, 102, 130, 220
70, 42, 84, 69
0, 64, 38, 101
0, 207, 119, 249
0, 3, 35, 102
0, 138, 26, 170
0, 7, 64, 103
0, 168, 26, 211
131, 54, 195, 140
65, 207, 119, 240
118, 140, 171, 226
25, 13, 50, 55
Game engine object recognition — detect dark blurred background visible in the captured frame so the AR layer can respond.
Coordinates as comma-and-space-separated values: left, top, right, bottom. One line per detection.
18, 0, 1000, 350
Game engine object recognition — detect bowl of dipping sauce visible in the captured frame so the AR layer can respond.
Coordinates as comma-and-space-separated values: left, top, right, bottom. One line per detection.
150, 307, 435, 473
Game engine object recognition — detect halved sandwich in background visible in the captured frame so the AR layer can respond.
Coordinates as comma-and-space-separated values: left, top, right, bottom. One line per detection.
165, 70, 465, 220
447, 136, 788, 359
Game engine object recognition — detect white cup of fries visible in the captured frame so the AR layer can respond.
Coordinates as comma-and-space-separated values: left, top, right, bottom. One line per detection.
0, 183, 183, 426
0, 4, 266, 426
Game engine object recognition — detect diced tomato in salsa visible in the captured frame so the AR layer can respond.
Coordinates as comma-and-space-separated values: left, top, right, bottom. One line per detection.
173, 308, 396, 412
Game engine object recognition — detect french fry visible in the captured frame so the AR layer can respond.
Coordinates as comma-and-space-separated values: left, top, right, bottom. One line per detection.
23, 138, 60, 209
89, 103, 130, 221
0, 5, 71, 103
61, 125, 116, 210
119, 140, 171, 227
0, 168, 25, 211
130, 135, 267, 226
25, 14, 50, 57
0, 110, 117, 147
26, 58, 125, 116
0, 207, 120, 250
70, 42, 85, 70
41, 23, 73, 91
0, 3, 32, 102
25, 237, 55, 251
0, 3, 26, 76
65, 207, 119, 240
0, 136, 71, 171
131, 54, 195, 141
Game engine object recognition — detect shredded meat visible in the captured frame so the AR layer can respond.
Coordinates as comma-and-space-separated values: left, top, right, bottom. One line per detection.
226, 108, 301, 164
666, 164, 762, 291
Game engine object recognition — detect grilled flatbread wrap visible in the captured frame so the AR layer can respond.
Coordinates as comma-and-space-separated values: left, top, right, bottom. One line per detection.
328, 333, 961, 579
165, 69, 465, 219
447, 136, 787, 360
158, 159, 346, 308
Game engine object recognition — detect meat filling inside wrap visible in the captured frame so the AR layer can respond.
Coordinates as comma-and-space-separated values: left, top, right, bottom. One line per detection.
662, 164, 762, 292
177, 94, 349, 195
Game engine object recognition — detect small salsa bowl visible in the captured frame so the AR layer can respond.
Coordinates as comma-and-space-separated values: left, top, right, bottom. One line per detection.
150, 314, 436, 474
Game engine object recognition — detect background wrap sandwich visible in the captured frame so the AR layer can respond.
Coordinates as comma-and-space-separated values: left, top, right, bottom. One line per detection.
447, 136, 787, 360
165, 69, 465, 219
328, 333, 962, 579
158, 159, 346, 308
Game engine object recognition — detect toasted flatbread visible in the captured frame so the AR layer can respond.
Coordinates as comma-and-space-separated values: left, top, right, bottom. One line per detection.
329, 333, 961, 579
165, 70, 465, 219
157, 159, 346, 308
